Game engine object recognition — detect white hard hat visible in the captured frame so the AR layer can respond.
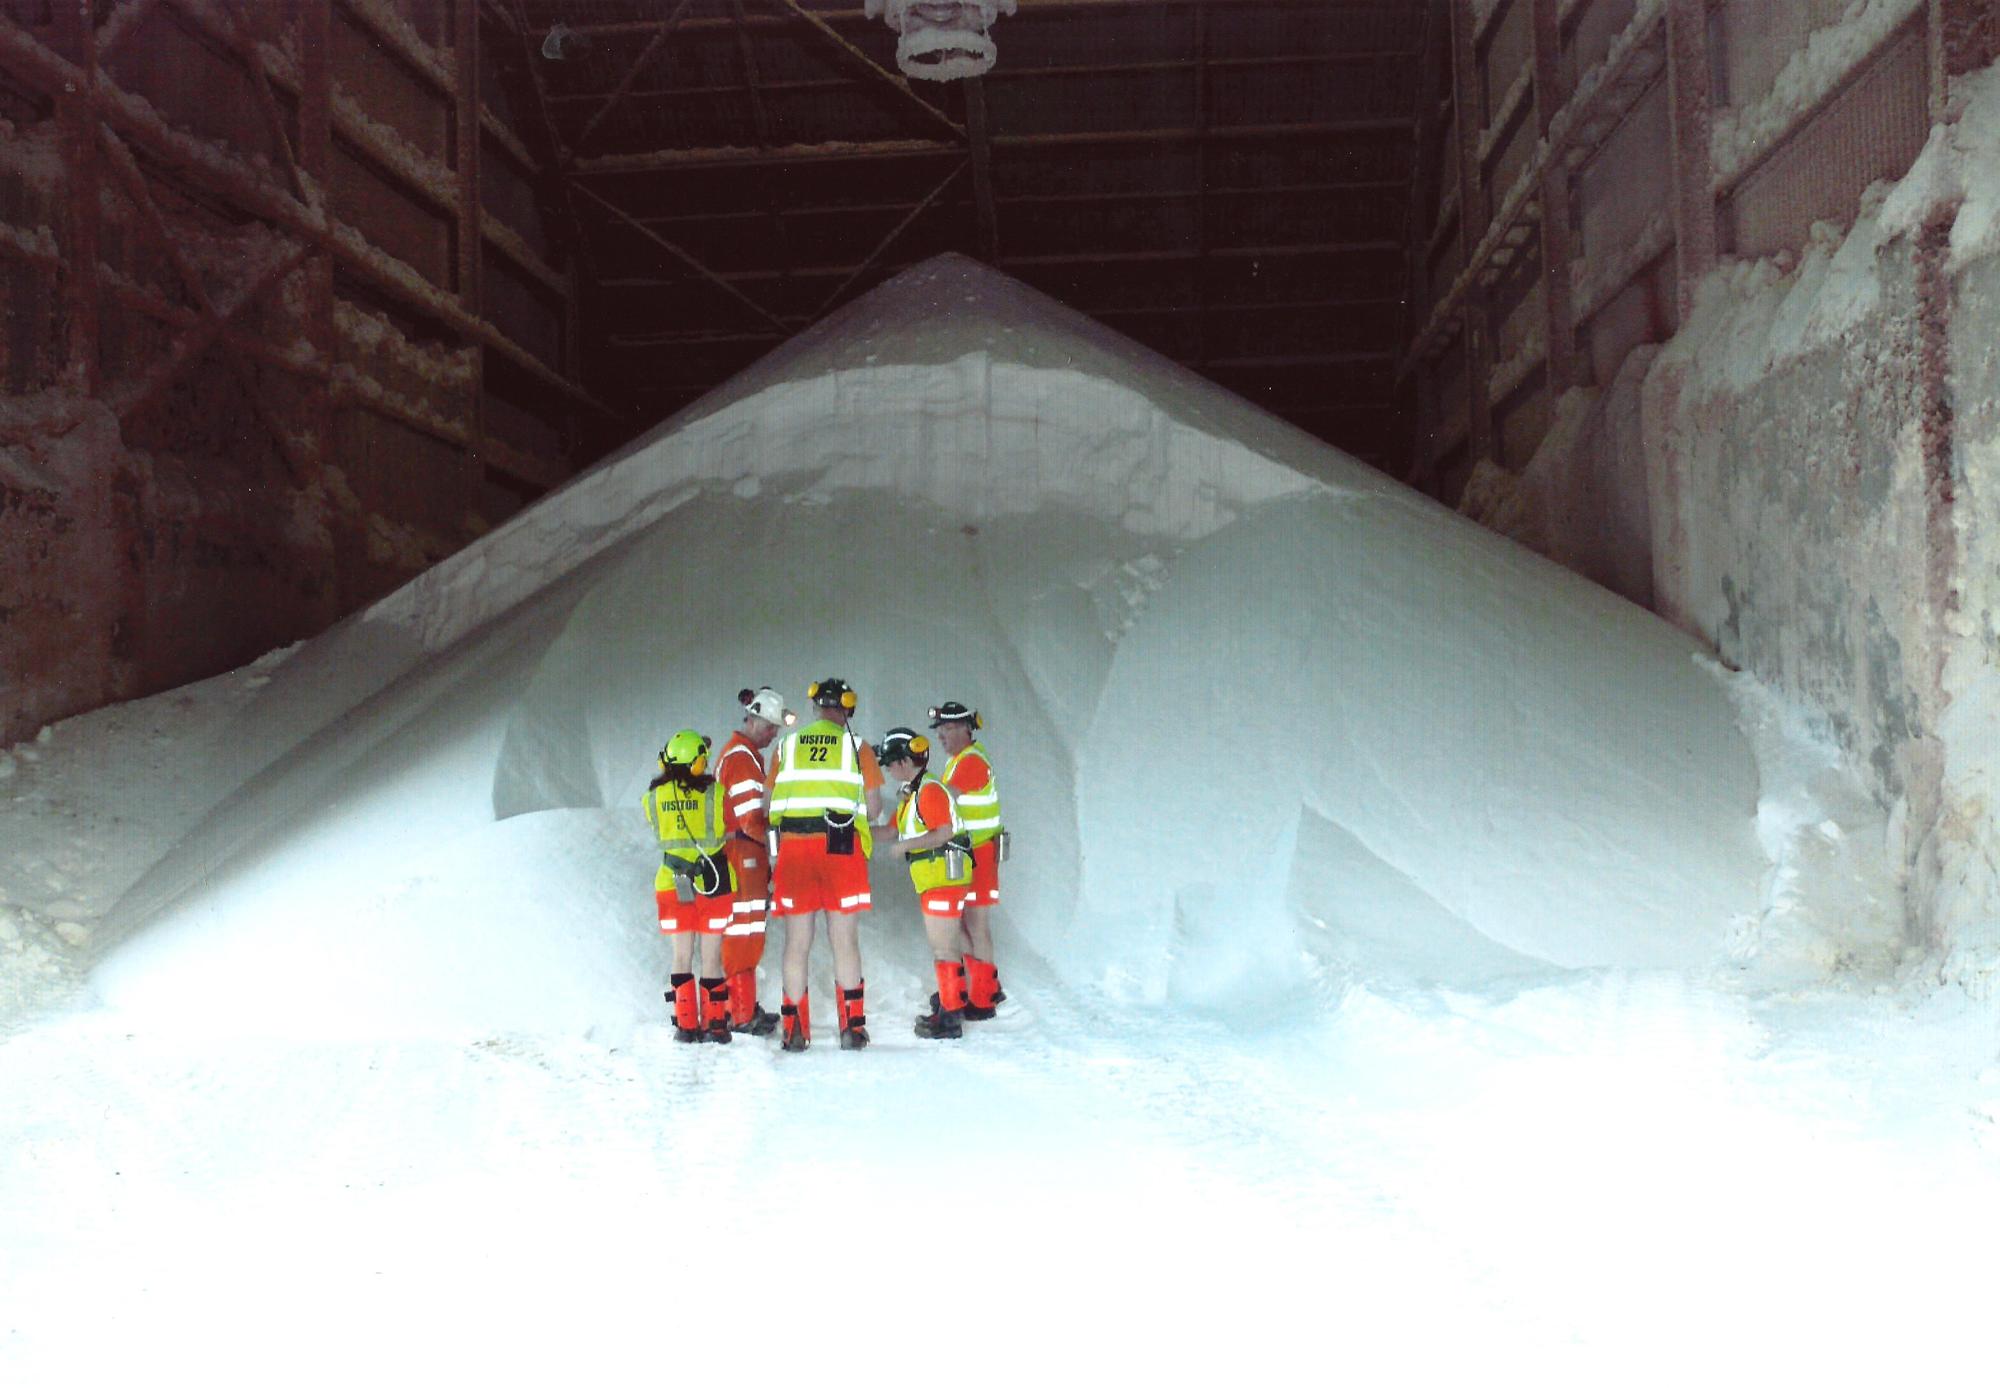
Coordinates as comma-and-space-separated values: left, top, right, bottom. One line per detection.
741, 685, 791, 726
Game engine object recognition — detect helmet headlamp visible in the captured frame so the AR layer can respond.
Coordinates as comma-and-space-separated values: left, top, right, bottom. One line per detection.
928, 701, 981, 730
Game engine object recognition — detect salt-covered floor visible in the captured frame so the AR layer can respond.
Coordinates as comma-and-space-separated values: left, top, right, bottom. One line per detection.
6, 255, 2000, 1380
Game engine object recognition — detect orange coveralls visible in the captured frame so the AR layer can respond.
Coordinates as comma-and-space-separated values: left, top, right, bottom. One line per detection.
717, 731, 773, 1026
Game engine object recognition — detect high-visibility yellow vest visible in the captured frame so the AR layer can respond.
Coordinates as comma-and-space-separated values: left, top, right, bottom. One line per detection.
769, 718, 874, 855
645, 776, 733, 893
944, 741, 1002, 846
897, 774, 973, 895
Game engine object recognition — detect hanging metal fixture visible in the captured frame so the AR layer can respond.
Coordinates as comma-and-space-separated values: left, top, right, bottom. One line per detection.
541, 20, 592, 60
863, 0, 1017, 81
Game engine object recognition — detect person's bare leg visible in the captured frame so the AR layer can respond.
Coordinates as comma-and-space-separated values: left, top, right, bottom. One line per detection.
780, 913, 816, 998
672, 931, 696, 972
960, 904, 994, 961
925, 916, 961, 964
698, 932, 724, 977
828, 914, 864, 991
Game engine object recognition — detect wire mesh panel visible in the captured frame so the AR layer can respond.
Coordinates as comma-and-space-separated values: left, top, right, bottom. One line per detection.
1719, 17, 1928, 261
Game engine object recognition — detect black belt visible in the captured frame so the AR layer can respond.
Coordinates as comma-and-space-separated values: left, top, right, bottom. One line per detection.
776, 815, 831, 835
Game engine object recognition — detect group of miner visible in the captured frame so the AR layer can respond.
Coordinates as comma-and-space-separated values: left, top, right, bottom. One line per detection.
642, 678, 1008, 1051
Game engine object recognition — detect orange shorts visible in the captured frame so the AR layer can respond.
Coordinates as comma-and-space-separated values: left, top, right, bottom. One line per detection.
963, 839, 1001, 908
771, 833, 872, 916
725, 838, 770, 938
656, 888, 734, 935
919, 885, 967, 919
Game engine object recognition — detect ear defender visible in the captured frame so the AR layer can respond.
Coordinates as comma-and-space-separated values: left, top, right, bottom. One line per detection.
810, 678, 859, 711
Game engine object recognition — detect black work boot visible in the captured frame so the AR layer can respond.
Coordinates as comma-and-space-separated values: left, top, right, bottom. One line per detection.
732, 1002, 780, 1037
914, 997, 964, 1040
925, 990, 994, 1023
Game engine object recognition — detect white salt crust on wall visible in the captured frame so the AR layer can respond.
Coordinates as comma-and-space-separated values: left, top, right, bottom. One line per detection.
1633, 70, 2000, 956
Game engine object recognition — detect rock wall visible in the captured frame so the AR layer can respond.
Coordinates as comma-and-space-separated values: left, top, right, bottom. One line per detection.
1489, 70, 2000, 955
1928, 247, 2000, 969
1638, 140, 1998, 953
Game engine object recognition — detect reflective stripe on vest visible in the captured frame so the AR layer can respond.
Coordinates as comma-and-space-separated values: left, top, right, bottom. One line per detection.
647, 779, 727, 863
945, 742, 1002, 844
897, 774, 971, 894
769, 719, 867, 822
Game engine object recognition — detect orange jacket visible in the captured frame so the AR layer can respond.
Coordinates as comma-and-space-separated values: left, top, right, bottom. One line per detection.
945, 746, 993, 800
716, 732, 771, 843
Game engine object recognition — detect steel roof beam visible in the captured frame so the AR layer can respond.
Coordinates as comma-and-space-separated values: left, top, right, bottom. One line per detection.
605, 240, 1401, 287
541, 50, 1423, 105
569, 0, 699, 162
770, 0, 966, 143
564, 0, 1415, 35
626, 179, 1403, 228
570, 118, 1413, 175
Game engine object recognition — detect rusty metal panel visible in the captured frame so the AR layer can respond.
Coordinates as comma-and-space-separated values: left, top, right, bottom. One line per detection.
1582, 251, 1671, 385
110, 9, 275, 163
1576, 76, 1670, 271
384, 0, 448, 48
483, 385, 563, 463
1496, 368, 1551, 470
333, 7, 449, 162
1486, 0, 1534, 126
2, 256, 59, 394
1493, 242, 1546, 360
1488, 103, 1536, 207
479, 142, 548, 257
483, 251, 563, 371
1435, 336, 1470, 436
1720, 22, 1928, 259
1716, 0, 1855, 109
1428, 223, 1465, 317
332, 404, 473, 534
1570, 0, 1639, 75
331, 143, 450, 288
